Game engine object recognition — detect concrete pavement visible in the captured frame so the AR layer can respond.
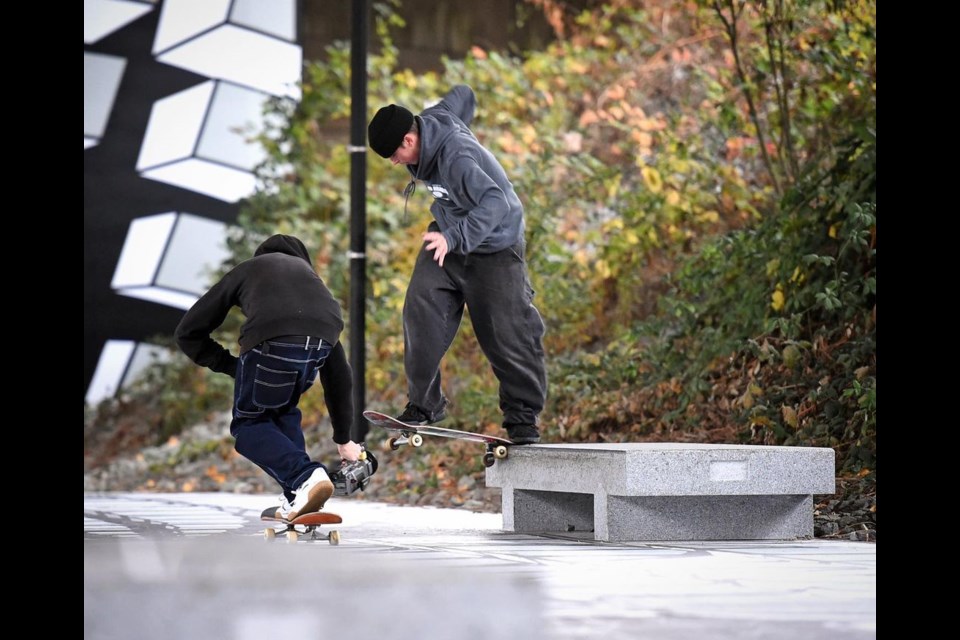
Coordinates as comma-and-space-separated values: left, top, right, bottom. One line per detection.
84, 492, 876, 639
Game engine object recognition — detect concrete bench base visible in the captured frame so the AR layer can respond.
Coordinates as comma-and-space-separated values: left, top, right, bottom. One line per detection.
506, 490, 814, 541
487, 444, 835, 542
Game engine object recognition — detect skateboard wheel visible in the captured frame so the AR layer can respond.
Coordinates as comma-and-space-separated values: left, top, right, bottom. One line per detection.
493, 445, 508, 459
389, 437, 400, 451
286, 530, 299, 543
264, 528, 276, 540
329, 530, 341, 545
410, 434, 424, 447
483, 452, 495, 468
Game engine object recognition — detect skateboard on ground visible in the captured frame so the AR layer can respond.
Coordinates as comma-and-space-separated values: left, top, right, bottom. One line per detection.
260, 507, 342, 544
363, 409, 513, 468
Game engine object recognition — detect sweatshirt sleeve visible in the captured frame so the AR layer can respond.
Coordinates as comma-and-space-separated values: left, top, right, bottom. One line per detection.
440, 155, 510, 254
316, 341, 355, 444
174, 273, 240, 378
434, 85, 476, 127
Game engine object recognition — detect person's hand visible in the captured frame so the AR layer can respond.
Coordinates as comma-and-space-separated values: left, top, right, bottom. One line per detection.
337, 441, 363, 462
423, 231, 449, 267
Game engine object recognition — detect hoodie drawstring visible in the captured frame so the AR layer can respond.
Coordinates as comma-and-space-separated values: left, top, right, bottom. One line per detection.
402, 179, 416, 226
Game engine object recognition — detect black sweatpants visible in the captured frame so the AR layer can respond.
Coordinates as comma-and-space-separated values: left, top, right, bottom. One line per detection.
402, 241, 547, 428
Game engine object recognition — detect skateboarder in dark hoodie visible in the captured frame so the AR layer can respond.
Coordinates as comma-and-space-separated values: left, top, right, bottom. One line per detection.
175, 234, 362, 519
367, 85, 547, 444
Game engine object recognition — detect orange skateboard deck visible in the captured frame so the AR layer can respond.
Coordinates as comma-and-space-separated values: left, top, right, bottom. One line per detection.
260, 507, 343, 544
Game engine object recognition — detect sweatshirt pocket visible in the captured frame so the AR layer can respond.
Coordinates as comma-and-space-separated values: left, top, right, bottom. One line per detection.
253, 365, 298, 409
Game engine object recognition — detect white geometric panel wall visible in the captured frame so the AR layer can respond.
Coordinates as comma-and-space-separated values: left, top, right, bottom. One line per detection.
84, 52, 127, 150
153, 0, 300, 98
136, 80, 269, 202
86, 340, 169, 405
84, 0, 155, 45
111, 212, 232, 310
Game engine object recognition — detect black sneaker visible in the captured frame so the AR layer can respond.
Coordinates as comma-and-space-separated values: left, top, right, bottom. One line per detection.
506, 424, 541, 444
396, 402, 446, 425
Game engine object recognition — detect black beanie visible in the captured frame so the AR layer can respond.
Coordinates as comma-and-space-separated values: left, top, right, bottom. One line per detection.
368, 104, 414, 158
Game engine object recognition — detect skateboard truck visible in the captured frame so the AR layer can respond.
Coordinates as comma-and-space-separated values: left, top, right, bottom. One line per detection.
388, 431, 423, 450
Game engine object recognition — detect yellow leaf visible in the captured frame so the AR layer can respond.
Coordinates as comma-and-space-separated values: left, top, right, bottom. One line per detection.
771, 288, 786, 312
641, 166, 663, 193
781, 405, 799, 429
607, 174, 622, 199
665, 189, 681, 206
698, 210, 720, 223
596, 259, 612, 279
829, 224, 839, 238
520, 124, 537, 146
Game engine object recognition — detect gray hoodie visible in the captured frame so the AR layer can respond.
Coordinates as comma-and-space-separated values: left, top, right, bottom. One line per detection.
407, 85, 525, 255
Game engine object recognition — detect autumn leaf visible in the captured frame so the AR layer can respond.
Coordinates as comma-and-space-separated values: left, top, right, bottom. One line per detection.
205, 465, 227, 484
579, 110, 599, 127
781, 405, 799, 428
782, 345, 801, 369
771, 287, 785, 311
641, 166, 663, 193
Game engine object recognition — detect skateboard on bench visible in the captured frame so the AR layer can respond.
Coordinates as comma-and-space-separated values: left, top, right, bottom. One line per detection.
363, 409, 513, 468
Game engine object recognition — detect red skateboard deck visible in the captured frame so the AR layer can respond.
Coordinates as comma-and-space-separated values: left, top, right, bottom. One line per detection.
260, 507, 342, 544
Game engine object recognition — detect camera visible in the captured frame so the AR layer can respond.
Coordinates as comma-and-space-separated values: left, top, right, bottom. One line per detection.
331, 447, 379, 496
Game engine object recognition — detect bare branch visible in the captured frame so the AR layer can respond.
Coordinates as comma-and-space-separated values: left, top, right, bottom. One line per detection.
711, 0, 783, 194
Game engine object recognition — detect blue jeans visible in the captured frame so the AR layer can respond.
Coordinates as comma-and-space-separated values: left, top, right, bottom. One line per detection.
231, 338, 332, 501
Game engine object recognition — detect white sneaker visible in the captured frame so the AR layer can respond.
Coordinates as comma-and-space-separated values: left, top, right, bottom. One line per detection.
275, 495, 294, 521
288, 467, 334, 518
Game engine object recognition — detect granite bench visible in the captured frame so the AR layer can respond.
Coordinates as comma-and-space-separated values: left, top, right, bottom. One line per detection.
485, 443, 835, 541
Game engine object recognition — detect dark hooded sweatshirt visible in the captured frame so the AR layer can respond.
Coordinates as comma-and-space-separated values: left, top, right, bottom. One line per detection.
175, 235, 353, 443
408, 85, 525, 255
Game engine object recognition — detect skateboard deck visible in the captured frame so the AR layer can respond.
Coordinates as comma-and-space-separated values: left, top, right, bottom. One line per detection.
260, 507, 343, 544
363, 409, 513, 467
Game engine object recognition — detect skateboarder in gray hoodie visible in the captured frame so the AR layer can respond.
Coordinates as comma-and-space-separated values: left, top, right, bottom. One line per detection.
368, 85, 546, 443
